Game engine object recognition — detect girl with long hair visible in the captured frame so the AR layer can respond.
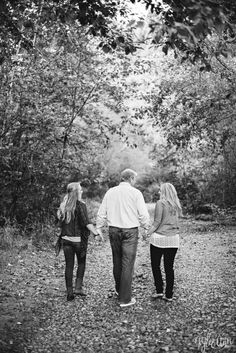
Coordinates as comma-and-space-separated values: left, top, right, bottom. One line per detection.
57, 182, 103, 301
147, 182, 182, 302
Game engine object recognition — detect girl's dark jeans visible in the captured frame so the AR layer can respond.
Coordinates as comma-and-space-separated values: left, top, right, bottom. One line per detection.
150, 244, 178, 299
63, 239, 86, 294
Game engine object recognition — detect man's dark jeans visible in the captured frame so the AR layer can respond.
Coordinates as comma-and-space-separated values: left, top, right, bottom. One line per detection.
63, 239, 86, 294
109, 226, 138, 304
150, 244, 177, 299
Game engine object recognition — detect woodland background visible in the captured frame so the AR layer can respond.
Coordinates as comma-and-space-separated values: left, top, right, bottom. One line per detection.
0, 0, 236, 248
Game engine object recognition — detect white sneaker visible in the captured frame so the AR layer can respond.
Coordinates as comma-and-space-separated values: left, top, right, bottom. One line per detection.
151, 293, 163, 299
119, 298, 136, 308
163, 296, 173, 302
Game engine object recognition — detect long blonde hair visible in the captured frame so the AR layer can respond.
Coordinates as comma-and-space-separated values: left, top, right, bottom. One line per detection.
160, 183, 182, 216
57, 182, 82, 223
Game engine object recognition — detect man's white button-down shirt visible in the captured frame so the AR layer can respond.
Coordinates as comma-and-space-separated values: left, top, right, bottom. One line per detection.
96, 182, 150, 229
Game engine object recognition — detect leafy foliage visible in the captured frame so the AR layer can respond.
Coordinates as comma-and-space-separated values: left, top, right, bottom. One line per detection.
146, 49, 236, 207
0, 20, 130, 223
0, 0, 136, 63
0, 0, 236, 226
137, 0, 236, 65
2, 0, 236, 65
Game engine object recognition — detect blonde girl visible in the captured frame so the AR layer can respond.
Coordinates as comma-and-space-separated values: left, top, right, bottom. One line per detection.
57, 182, 102, 301
147, 183, 182, 302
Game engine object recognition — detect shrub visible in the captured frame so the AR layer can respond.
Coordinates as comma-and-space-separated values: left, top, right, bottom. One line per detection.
0, 220, 21, 249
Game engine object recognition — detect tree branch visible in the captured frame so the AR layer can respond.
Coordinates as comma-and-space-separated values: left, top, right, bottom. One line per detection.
61, 84, 97, 159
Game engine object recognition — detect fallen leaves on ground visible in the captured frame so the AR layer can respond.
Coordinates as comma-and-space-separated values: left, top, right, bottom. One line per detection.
0, 221, 235, 353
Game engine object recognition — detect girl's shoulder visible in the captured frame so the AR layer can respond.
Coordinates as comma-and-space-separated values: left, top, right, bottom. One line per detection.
76, 200, 87, 211
154, 200, 165, 212
78, 200, 85, 204
156, 199, 165, 207
158, 199, 173, 212
76, 200, 86, 206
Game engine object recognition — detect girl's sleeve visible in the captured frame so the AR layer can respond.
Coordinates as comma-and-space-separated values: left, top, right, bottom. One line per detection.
152, 201, 163, 231
78, 202, 91, 227
55, 209, 63, 227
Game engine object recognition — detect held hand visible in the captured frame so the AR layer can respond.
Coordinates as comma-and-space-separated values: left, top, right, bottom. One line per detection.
95, 229, 104, 242
142, 230, 149, 241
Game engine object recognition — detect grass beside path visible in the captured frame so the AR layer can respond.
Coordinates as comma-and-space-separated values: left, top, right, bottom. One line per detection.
0, 220, 235, 353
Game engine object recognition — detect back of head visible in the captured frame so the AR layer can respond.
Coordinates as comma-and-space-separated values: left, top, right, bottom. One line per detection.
58, 182, 82, 223
120, 168, 137, 182
67, 182, 81, 194
160, 183, 182, 215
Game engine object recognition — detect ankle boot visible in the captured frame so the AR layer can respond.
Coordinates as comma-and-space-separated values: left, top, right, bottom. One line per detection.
67, 287, 75, 301
74, 278, 86, 296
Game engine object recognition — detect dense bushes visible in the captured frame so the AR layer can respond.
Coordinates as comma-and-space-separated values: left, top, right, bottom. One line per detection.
0, 1, 235, 232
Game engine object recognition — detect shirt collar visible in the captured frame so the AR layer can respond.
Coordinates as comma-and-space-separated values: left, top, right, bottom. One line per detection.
120, 182, 132, 187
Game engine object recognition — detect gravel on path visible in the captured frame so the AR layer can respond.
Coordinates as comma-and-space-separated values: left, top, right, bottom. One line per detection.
0, 221, 235, 353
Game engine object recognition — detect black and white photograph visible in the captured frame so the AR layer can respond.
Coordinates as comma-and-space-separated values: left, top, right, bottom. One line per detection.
0, 1, 235, 352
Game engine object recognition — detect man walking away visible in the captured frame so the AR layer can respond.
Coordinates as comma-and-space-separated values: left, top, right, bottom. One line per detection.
96, 169, 150, 308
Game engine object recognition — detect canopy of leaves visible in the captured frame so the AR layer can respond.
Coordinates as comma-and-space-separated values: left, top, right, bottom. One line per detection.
138, 46, 236, 207
1, 0, 236, 226
0, 0, 137, 64
0, 18, 132, 223
139, 0, 236, 61
1, 0, 236, 64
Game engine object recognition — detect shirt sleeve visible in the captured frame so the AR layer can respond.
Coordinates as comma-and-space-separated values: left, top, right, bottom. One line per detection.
136, 192, 150, 229
152, 201, 163, 231
96, 192, 108, 229
77, 202, 90, 227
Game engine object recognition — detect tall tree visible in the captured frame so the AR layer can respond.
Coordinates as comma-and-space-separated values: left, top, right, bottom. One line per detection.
142, 46, 236, 207
0, 17, 131, 222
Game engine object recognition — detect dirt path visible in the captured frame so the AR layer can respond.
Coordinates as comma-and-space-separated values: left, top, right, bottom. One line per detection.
0, 221, 235, 353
